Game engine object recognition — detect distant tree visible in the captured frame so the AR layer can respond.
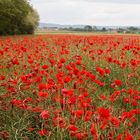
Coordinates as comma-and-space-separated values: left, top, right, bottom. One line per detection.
128, 27, 138, 31
0, 0, 39, 35
92, 26, 98, 31
101, 27, 107, 32
84, 25, 92, 32
69, 27, 73, 30
127, 26, 139, 33
117, 28, 125, 33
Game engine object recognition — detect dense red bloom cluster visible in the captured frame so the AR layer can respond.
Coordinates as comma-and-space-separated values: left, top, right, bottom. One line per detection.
97, 107, 111, 120
0, 34, 139, 139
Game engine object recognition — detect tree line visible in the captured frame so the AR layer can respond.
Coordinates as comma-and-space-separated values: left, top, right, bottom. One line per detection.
61, 25, 140, 34
0, 0, 39, 35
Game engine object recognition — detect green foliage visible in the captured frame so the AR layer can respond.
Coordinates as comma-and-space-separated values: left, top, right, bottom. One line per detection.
0, 0, 39, 35
84, 25, 93, 31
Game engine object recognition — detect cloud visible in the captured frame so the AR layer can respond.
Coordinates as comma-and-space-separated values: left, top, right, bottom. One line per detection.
31, 0, 140, 4
30, 0, 140, 26
77, 0, 140, 4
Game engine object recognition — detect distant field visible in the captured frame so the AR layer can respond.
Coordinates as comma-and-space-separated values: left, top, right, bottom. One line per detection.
35, 29, 117, 35
35, 30, 140, 36
35, 30, 140, 35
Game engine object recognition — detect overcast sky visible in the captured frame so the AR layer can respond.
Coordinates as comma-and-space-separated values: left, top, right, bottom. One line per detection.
30, 0, 140, 26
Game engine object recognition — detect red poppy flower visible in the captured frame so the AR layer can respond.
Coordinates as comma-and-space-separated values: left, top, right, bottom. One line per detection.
114, 79, 122, 86
40, 110, 50, 119
38, 92, 48, 98
38, 83, 47, 91
68, 125, 78, 132
39, 129, 47, 136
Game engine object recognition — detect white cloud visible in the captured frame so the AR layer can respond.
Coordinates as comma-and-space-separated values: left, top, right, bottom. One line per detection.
30, 0, 140, 26
77, 0, 140, 4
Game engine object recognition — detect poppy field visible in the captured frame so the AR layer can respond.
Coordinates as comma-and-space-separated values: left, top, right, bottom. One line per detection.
0, 34, 140, 140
